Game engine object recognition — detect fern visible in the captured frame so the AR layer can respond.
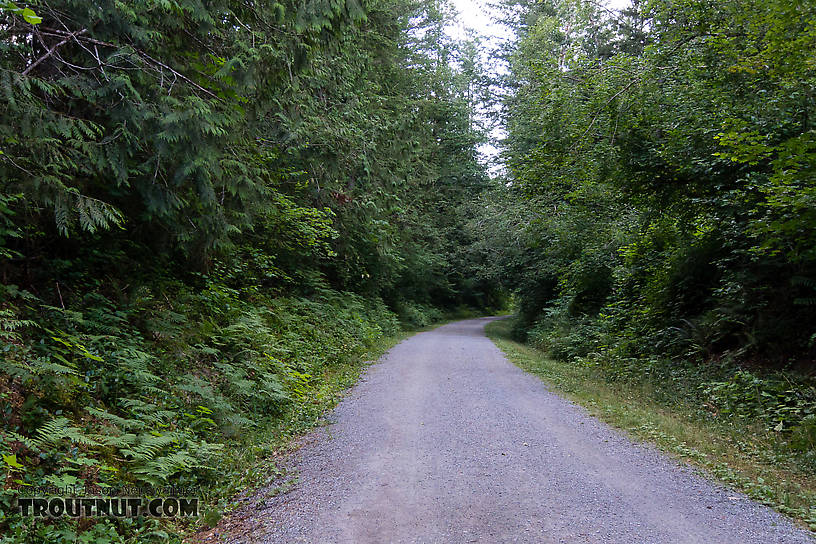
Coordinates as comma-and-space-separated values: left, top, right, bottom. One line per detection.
119, 398, 177, 422
14, 417, 102, 451
86, 407, 146, 432
130, 440, 223, 485
0, 308, 36, 339
31, 358, 79, 376
792, 276, 816, 306
119, 432, 179, 462
224, 413, 256, 428
131, 451, 199, 485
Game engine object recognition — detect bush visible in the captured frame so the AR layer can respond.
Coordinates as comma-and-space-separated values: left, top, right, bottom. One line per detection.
395, 301, 444, 329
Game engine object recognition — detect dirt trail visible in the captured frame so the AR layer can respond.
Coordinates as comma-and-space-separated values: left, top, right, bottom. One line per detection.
223, 317, 813, 543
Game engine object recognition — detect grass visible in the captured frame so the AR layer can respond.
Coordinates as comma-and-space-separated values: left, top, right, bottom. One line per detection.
485, 317, 816, 531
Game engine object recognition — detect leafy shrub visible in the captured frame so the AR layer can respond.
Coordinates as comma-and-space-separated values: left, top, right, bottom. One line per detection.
527, 306, 602, 361
395, 302, 444, 329
703, 371, 816, 434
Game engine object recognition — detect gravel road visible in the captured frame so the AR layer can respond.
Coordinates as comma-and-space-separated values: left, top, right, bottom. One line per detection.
238, 317, 813, 543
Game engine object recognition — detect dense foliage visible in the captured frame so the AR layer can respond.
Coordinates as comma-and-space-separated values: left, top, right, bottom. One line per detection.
0, 0, 501, 541
490, 0, 816, 448
5, 0, 816, 539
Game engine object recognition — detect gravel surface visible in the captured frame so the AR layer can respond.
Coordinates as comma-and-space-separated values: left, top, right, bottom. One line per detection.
235, 317, 814, 543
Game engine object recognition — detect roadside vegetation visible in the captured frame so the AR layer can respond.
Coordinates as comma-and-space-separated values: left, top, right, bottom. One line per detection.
474, 0, 816, 529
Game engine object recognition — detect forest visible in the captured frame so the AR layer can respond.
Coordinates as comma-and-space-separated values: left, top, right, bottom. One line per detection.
1, 0, 816, 541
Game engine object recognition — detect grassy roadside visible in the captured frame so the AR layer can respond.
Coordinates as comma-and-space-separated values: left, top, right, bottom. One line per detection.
184, 315, 468, 539
189, 329, 414, 530
485, 317, 816, 531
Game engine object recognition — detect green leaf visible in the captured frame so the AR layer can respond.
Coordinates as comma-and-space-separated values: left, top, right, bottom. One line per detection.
3, 453, 24, 469
21, 7, 41, 24
45, 474, 83, 488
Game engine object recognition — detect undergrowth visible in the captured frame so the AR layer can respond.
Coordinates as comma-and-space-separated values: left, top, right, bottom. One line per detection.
0, 273, 449, 543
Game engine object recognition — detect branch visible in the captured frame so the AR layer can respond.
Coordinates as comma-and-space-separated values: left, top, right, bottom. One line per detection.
35, 27, 220, 99
571, 77, 639, 151
39, 27, 115, 48
135, 50, 219, 100
22, 28, 88, 76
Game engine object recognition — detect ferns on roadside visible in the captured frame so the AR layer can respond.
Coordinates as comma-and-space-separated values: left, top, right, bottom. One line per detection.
0, 282, 401, 518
